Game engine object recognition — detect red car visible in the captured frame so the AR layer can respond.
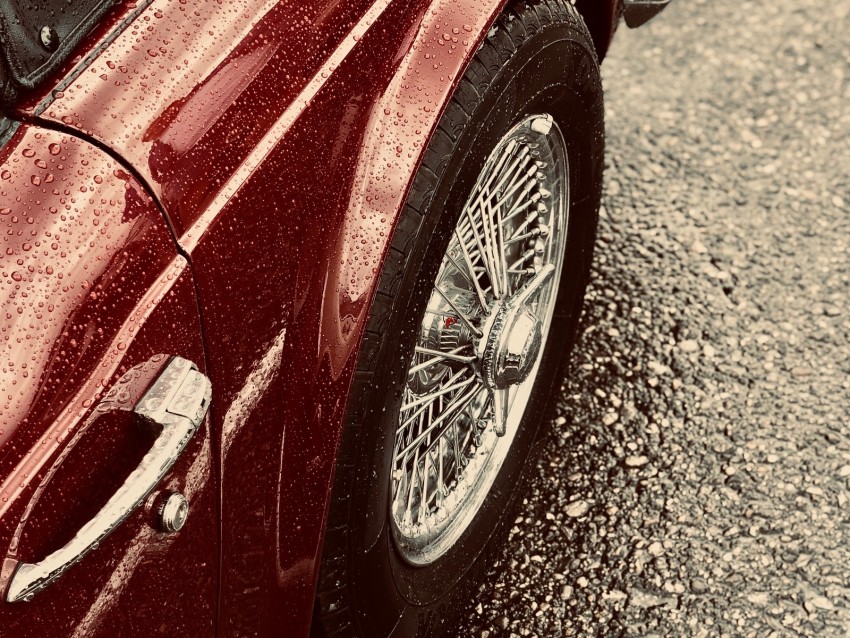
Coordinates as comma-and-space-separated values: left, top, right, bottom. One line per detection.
0, 0, 669, 635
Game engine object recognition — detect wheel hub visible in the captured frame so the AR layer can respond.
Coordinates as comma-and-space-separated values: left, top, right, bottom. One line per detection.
480, 303, 543, 390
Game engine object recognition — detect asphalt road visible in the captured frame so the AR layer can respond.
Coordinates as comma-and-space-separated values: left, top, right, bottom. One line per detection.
455, 0, 850, 636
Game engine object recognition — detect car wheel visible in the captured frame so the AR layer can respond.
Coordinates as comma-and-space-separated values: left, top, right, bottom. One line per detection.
313, 1, 604, 635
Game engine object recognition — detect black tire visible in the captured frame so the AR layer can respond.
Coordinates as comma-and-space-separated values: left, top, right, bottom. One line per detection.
313, 1, 604, 636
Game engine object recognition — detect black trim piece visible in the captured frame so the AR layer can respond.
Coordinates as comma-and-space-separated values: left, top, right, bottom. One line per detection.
0, 0, 116, 90
0, 114, 19, 149
623, 0, 672, 28
33, 0, 155, 116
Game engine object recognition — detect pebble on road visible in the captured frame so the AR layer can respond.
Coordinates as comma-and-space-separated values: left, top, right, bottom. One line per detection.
455, 0, 850, 636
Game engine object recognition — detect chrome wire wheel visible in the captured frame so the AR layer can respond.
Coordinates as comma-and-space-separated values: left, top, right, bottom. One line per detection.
390, 114, 570, 565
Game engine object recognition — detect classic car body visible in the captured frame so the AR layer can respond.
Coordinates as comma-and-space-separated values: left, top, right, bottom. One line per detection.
0, 0, 668, 635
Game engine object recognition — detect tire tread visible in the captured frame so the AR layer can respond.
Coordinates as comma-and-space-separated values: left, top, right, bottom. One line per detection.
313, 2, 599, 636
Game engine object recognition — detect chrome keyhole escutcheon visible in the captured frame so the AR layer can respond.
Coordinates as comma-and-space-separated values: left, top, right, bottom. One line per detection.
158, 492, 190, 533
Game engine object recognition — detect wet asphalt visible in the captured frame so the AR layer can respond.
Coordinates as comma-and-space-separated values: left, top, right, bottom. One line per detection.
455, 0, 850, 636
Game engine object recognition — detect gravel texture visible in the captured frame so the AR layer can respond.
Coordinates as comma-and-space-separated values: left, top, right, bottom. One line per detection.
455, 0, 850, 636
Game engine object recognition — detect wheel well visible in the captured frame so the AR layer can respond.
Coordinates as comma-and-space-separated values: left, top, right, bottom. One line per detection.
574, 0, 620, 61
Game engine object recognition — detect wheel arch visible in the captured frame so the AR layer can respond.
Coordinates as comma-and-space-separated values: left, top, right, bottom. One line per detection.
575, 0, 621, 60
327, 0, 617, 375
314, 0, 607, 632
315, 0, 613, 627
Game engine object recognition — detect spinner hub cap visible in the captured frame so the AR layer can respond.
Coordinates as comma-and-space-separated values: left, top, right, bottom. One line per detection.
480, 305, 543, 390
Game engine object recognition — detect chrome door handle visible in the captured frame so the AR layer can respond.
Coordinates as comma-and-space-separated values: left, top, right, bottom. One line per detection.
6, 356, 211, 603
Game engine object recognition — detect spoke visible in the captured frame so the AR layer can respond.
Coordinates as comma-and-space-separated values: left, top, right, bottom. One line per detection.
398, 368, 471, 431
470, 189, 502, 300
412, 346, 476, 363
502, 191, 541, 225
483, 190, 510, 297
469, 142, 525, 211
449, 390, 461, 476
433, 286, 483, 337
408, 345, 476, 375
470, 147, 531, 298
418, 386, 484, 467
392, 474, 404, 508
493, 168, 538, 211
495, 196, 511, 295
489, 146, 531, 198
512, 263, 555, 308
455, 229, 476, 259
460, 206, 497, 298
437, 435, 445, 507
509, 209, 542, 241
463, 149, 532, 301
419, 404, 433, 523
400, 373, 476, 412
445, 249, 488, 310
451, 230, 489, 309
509, 248, 536, 271
394, 384, 482, 462
480, 191, 506, 298
504, 228, 542, 247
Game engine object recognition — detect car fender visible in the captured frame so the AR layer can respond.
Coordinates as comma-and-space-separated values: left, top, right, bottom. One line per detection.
8, 0, 619, 632
329, 0, 617, 387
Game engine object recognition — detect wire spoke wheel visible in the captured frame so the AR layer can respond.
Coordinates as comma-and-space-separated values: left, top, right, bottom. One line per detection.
313, 4, 604, 631
390, 114, 570, 565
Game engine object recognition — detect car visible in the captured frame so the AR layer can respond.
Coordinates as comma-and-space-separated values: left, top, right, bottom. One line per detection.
0, 0, 670, 635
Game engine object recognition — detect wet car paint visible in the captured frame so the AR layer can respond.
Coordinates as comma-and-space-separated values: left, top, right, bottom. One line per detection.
3, 0, 620, 635
0, 123, 217, 634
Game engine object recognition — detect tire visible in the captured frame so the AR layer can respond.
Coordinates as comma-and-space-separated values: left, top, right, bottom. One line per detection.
313, 1, 604, 636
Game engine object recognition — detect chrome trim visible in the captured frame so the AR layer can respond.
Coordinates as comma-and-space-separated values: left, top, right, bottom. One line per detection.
158, 492, 190, 533
6, 356, 211, 603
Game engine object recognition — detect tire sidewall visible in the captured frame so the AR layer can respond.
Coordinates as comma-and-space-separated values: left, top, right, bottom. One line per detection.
347, 16, 604, 636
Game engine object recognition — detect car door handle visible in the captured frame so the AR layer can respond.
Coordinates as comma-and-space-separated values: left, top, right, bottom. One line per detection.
5, 356, 212, 603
